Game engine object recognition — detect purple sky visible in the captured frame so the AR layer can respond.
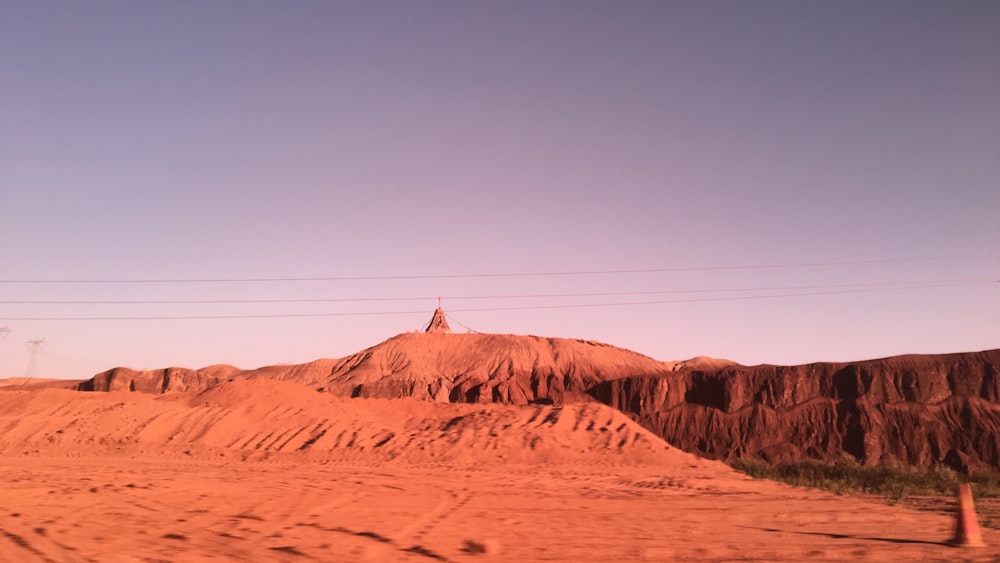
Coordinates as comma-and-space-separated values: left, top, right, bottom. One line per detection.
2, 1, 998, 378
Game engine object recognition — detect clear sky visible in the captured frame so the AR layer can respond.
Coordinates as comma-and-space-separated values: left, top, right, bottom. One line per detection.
1, 1, 998, 379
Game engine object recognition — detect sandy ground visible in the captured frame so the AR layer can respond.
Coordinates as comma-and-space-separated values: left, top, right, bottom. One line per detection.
1, 382, 998, 562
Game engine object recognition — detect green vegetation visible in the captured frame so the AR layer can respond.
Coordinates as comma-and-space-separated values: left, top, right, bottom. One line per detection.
729, 457, 1000, 502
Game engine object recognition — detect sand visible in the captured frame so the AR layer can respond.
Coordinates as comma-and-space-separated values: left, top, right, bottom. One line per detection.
1, 380, 998, 562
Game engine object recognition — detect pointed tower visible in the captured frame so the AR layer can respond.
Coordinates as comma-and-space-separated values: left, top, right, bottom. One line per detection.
425, 299, 452, 334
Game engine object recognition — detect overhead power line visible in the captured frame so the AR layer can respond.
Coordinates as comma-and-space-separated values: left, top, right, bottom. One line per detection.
2, 279, 994, 321
0, 256, 993, 284
0, 278, 993, 305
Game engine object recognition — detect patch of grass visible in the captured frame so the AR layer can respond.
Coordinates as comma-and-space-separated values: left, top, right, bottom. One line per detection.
729, 457, 1000, 501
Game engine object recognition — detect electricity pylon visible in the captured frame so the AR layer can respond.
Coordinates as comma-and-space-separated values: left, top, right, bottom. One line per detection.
25, 338, 46, 378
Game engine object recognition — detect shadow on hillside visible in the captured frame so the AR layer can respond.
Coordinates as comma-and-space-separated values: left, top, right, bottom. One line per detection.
738, 525, 949, 547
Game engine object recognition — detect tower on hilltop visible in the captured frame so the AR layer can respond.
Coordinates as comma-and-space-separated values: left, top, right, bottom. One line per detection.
424, 298, 452, 334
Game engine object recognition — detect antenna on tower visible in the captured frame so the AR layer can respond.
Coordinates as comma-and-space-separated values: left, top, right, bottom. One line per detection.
25, 338, 46, 378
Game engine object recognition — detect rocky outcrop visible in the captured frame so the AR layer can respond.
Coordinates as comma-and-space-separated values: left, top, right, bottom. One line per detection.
588, 350, 1000, 472
78, 364, 241, 394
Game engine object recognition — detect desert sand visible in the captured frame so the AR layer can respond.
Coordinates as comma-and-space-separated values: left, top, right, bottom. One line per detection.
1, 379, 998, 562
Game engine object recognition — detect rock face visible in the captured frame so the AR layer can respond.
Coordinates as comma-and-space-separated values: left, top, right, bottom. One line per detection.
78, 364, 241, 394
588, 350, 1000, 472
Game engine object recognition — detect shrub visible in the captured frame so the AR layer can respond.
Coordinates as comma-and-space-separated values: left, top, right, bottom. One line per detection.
728, 457, 1000, 500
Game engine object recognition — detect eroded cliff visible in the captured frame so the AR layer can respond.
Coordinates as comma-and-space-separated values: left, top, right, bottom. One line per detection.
589, 350, 1000, 472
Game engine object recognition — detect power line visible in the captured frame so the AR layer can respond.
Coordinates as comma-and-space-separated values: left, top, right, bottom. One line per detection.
0, 278, 992, 305
0, 256, 992, 284
2, 279, 994, 321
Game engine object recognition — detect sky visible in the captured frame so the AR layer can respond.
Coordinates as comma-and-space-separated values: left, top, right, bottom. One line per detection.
1, 1, 998, 379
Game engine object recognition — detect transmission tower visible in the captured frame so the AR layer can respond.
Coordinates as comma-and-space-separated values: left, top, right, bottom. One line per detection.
25, 338, 46, 378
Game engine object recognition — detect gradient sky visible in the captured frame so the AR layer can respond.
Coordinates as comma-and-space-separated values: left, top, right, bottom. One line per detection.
2, 1, 998, 379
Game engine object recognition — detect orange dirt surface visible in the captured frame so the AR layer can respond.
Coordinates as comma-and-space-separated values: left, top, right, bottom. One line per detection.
1, 381, 998, 562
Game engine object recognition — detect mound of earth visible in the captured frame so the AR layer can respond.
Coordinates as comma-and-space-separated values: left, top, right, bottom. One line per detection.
590, 349, 1000, 472
0, 379, 703, 468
